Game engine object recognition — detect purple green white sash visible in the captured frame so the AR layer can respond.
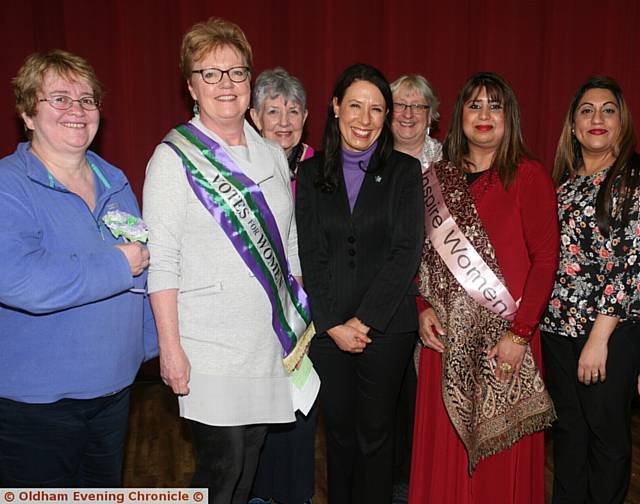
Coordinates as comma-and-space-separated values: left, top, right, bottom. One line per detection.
422, 164, 519, 321
164, 123, 314, 372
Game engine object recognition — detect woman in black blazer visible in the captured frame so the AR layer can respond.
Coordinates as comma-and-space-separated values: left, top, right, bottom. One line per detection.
296, 63, 424, 504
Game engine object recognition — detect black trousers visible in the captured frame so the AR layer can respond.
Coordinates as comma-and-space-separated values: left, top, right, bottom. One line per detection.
251, 404, 317, 503
189, 421, 267, 504
393, 346, 417, 485
310, 330, 416, 504
0, 387, 130, 487
542, 322, 640, 504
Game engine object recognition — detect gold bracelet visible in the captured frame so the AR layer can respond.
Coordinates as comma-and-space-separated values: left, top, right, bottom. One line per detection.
509, 332, 529, 346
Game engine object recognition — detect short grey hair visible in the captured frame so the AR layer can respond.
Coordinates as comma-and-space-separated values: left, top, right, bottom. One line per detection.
252, 67, 307, 114
391, 74, 440, 122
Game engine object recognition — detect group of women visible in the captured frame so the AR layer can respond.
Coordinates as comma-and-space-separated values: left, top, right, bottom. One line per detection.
1, 14, 639, 504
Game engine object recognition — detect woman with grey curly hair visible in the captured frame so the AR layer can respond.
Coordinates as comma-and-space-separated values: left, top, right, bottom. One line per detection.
249, 67, 316, 504
251, 67, 314, 196
389, 73, 443, 503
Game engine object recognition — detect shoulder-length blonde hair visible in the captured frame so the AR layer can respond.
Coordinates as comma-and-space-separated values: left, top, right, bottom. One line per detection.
443, 72, 528, 189
553, 76, 639, 236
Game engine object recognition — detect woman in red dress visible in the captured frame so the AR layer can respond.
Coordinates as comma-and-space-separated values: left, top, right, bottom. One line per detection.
409, 72, 559, 503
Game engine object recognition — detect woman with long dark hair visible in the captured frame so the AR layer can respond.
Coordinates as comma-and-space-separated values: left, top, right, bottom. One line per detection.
296, 63, 424, 503
541, 76, 640, 503
409, 72, 558, 503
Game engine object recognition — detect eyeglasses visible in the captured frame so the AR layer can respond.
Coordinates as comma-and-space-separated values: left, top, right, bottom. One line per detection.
38, 95, 99, 111
192, 66, 250, 84
394, 102, 430, 114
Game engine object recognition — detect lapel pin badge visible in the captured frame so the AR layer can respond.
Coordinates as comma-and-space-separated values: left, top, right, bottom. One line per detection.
374, 175, 382, 183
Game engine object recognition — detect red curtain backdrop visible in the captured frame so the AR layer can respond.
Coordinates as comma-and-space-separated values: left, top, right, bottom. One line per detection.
1, 0, 639, 199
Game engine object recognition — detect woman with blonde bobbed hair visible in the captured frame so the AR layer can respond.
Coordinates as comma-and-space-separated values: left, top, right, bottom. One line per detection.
389, 73, 443, 501
541, 76, 640, 503
143, 18, 314, 503
0, 50, 156, 486
390, 74, 442, 167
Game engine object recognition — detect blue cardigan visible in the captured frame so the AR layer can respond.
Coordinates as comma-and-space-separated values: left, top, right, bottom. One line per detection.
0, 143, 158, 403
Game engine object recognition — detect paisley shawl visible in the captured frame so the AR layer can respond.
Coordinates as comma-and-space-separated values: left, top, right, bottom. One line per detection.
418, 161, 556, 473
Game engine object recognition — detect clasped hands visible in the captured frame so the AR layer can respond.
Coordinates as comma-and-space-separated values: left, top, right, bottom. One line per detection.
327, 317, 371, 353
419, 307, 526, 382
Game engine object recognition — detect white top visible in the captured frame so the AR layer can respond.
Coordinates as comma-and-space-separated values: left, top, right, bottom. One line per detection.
143, 117, 300, 426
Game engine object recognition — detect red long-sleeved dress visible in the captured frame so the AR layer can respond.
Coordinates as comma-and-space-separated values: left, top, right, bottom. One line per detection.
409, 159, 559, 503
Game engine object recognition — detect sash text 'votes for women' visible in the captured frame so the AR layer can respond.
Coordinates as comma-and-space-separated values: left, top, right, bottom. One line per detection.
209, 172, 285, 290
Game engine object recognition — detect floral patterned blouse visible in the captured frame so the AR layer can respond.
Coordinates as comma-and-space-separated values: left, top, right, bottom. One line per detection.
541, 168, 640, 338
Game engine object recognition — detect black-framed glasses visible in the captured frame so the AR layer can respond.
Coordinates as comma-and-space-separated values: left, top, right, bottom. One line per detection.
192, 66, 250, 84
394, 102, 430, 114
38, 95, 99, 111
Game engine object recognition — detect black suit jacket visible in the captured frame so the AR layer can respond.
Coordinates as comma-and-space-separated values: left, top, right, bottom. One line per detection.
296, 149, 424, 335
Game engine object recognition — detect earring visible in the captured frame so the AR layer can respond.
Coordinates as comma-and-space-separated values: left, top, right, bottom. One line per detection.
193, 101, 200, 115
571, 127, 575, 135
334, 114, 338, 119
426, 126, 431, 137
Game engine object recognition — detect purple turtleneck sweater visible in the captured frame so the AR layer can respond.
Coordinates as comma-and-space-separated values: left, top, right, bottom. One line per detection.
342, 141, 377, 212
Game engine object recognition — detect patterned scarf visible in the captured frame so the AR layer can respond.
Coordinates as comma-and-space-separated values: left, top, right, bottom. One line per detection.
419, 161, 556, 473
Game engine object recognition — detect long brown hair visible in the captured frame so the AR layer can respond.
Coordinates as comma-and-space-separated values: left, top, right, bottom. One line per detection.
443, 72, 528, 189
553, 76, 640, 237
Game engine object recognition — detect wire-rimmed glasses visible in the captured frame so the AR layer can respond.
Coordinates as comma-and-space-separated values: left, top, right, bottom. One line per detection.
38, 95, 100, 111
393, 102, 430, 114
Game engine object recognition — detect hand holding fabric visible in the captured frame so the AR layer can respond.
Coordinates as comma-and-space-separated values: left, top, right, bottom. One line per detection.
116, 242, 150, 277
419, 308, 445, 353
488, 333, 527, 382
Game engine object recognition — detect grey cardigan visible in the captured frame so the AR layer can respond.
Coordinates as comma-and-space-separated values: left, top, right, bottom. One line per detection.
143, 118, 299, 425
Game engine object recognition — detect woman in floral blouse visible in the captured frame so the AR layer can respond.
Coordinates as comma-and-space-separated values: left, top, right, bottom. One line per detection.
541, 76, 640, 504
